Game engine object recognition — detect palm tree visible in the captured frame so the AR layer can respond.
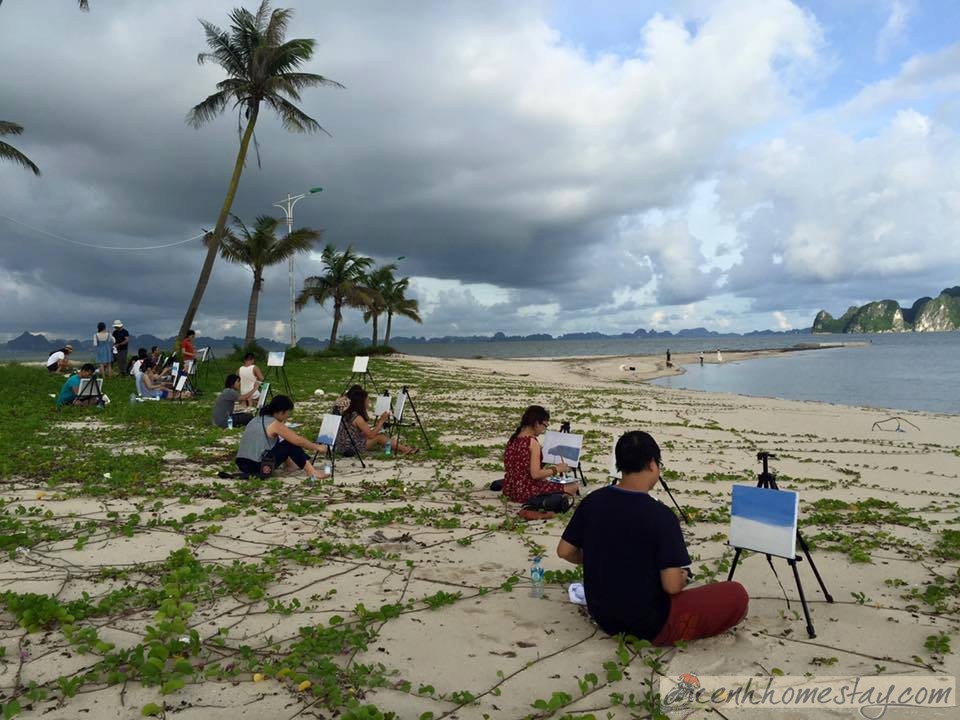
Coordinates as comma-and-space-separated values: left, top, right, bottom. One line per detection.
383, 277, 423, 346
0, 122, 40, 175
212, 215, 320, 346
177, 0, 343, 340
295, 245, 375, 349
362, 264, 398, 347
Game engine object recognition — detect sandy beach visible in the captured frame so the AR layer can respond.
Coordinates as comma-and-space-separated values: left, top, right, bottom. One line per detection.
1, 351, 957, 719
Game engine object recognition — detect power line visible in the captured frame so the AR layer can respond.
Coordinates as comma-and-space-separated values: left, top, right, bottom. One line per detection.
1, 214, 207, 251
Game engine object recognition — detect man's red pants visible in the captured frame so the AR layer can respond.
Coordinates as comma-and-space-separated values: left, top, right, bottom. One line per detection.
652, 581, 749, 646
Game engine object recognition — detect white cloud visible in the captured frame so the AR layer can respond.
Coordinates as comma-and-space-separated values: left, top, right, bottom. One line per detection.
876, 0, 911, 62
772, 311, 792, 330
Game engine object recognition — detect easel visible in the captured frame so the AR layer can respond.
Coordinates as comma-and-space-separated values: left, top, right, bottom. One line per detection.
312, 415, 367, 474
345, 356, 380, 394
727, 452, 834, 638
266, 352, 293, 397
558, 421, 589, 485
196, 347, 214, 390
74, 376, 105, 407
390, 386, 431, 450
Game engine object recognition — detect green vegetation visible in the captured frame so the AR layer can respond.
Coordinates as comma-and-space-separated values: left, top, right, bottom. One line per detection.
813, 287, 960, 333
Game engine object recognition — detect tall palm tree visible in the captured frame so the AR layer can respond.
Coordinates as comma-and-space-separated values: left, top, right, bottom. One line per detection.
383, 277, 423, 346
0, 121, 40, 175
362, 264, 398, 347
295, 245, 375, 349
177, 0, 343, 340
212, 215, 320, 346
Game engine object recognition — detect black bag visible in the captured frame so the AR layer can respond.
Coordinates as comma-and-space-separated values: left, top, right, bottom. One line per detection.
523, 492, 571, 513
258, 417, 278, 477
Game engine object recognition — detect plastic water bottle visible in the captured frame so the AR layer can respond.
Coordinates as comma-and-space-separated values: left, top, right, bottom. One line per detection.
129, 393, 137, 404
530, 557, 545, 598
227, 415, 234, 430
384, 440, 392, 457
323, 462, 332, 477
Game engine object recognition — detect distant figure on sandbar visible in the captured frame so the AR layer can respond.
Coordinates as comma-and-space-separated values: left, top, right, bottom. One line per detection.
699, 351, 704, 366
716, 348, 723, 362
666, 349, 672, 367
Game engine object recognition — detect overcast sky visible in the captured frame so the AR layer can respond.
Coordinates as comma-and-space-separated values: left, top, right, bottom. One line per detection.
2, 0, 959, 341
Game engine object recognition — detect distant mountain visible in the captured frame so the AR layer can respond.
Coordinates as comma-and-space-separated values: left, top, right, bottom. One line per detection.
4, 324, 814, 357
813, 287, 960, 333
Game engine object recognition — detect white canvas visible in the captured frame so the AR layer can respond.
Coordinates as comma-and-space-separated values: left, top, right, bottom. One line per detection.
374, 394, 392, 416
316, 414, 342, 447
76, 377, 103, 398
196, 347, 209, 363
257, 383, 270, 409
170, 362, 180, 378
542, 430, 583, 468
352, 355, 370, 373
267, 351, 285, 367
728, 485, 799, 559
174, 374, 188, 392
184, 360, 195, 375
393, 392, 406, 422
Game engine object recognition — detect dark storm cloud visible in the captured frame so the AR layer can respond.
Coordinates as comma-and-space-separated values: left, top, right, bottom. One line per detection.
3, 0, 955, 339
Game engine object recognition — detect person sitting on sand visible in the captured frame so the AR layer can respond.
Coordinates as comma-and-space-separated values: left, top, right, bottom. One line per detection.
235, 395, 329, 481
129, 347, 148, 377
213, 374, 254, 429
57, 363, 98, 407
334, 385, 417, 456
237, 352, 264, 407
503, 405, 578, 503
46, 345, 73, 373
557, 430, 748, 646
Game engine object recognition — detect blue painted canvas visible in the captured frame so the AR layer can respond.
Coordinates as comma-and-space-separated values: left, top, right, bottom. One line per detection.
316, 414, 342, 448
729, 485, 798, 559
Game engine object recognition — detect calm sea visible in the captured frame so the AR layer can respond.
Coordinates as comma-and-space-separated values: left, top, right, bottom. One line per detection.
395, 332, 960, 415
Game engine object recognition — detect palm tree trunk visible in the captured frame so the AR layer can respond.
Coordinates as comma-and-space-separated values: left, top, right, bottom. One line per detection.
178, 105, 260, 340
384, 311, 393, 346
371, 314, 379, 347
244, 269, 262, 346
329, 300, 342, 349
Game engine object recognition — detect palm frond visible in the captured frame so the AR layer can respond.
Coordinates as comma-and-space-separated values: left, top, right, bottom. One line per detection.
262, 94, 325, 134
0, 140, 41, 175
0, 121, 25, 136
186, 90, 231, 128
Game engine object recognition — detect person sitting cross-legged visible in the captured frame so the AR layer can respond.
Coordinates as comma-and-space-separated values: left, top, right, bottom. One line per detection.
235, 395, 330, 482
334, 385, 417, 456
557, 430, 748, 646
56, 363, 98, 407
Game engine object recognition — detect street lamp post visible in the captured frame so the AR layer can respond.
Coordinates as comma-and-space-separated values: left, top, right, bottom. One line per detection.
272, 187, 323, 347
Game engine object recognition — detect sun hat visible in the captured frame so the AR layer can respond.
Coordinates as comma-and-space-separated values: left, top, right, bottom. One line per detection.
113, 320, 123, 328
64, 344, 74, 352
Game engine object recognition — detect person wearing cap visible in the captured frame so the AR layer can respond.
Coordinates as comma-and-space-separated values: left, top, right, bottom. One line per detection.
46, 345, 73, 373
112, 320, 130, 374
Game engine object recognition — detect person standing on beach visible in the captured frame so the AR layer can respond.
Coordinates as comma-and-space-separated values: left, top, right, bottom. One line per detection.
93, 322, 115, 378
112, 320, 129, 374
699, 351, 704, 366
666, 349, 671, 366
557, 430, 748, 645
180, 329, 198, 367
716, 348, 723, 362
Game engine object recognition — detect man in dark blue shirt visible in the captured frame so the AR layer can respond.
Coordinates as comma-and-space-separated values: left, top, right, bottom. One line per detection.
558, 430, 748, 645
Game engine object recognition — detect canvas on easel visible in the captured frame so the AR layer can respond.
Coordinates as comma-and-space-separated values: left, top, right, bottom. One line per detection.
316, 414, 342, 447
345, 355, 379, 393
729, 485, 798, 560
257, 382, 270, 410
75, 377, 105, 405
607, 438, 621, 480
265, 353, 292, 396
373, 393, 391, 417
392, 392, 406, 422
542, 430, 583, 468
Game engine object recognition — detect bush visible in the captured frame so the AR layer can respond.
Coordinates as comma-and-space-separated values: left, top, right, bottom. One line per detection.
226, 342, 267, 363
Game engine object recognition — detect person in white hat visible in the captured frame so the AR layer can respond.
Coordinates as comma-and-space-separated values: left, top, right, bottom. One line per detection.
112, 320, 130, 374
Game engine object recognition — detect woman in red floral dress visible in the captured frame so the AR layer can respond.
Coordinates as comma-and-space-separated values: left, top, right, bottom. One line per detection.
503, 405, 579, 503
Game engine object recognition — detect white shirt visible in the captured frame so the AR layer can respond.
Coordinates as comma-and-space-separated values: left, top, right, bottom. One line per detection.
130, 359, 144, 377
47, 351, 65, 366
